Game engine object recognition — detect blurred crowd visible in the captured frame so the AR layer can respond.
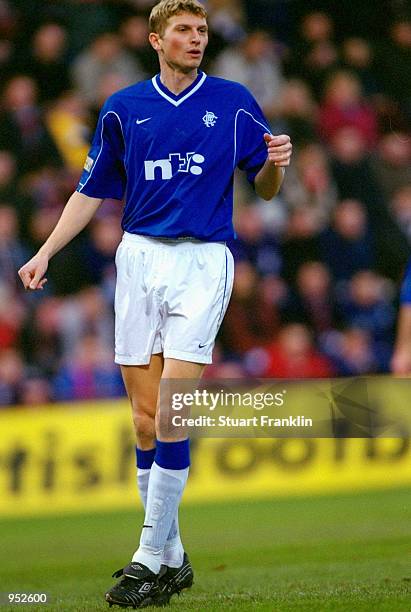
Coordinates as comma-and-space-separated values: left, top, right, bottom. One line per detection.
0, 0, 410, 406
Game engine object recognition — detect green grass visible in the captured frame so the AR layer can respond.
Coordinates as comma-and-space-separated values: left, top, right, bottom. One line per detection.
0, 488, 410, 611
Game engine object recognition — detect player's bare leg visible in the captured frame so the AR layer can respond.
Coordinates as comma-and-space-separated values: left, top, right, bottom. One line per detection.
157, 357, 205, 440
157, 359, 204, 603
106, 357, 202, 607
120, 353, 186, 555
161, 358, 204, 380
129, 358, 203, 604
106, 356, 164, 607
121, 354, 163, 450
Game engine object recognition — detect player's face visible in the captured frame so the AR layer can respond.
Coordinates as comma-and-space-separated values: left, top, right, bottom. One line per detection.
156, 13, 208, 73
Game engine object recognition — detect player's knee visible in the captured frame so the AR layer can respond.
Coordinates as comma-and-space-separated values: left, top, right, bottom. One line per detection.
132, 409, 156, 443
129, 392, 156, 420
155, 405, 180, 440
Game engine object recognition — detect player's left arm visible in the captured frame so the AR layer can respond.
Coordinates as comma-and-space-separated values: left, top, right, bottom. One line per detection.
254, 133, 292, 200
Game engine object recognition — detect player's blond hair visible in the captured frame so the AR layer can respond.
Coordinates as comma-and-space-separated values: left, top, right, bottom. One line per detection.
149, 0, 208, 36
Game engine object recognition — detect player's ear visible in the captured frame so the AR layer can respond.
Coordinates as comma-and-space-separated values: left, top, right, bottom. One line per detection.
149, 32, 161, 51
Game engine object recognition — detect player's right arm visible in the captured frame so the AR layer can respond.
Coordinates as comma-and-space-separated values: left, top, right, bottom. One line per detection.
18, 191, 102, 290
20, 94, 125, 291
391, 305, 411, 375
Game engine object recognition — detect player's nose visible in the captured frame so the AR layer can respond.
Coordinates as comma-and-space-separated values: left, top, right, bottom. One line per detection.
190, 30, 201, 44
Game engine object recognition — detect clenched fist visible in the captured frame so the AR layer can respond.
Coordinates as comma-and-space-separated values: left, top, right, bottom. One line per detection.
264, 133, 292, 167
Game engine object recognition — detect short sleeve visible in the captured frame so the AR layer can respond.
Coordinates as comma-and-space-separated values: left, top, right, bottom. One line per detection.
235, 90, 271, 184
77, 99, 126, 199
400, 260, 411, 304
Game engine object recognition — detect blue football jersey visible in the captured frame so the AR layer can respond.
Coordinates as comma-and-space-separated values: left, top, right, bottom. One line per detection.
77, 71, 271, 241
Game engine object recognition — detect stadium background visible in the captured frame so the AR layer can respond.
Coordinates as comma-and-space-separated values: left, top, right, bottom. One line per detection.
0, 1, 410, 610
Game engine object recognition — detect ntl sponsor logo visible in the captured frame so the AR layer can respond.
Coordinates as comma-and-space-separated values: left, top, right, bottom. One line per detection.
144, 152, 205, 180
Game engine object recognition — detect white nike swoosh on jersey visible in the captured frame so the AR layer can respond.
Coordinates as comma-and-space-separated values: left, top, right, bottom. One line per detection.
136, 118, 152, 124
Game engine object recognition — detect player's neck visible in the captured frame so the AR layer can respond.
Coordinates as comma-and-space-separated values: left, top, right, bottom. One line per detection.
159, 64, 199, 95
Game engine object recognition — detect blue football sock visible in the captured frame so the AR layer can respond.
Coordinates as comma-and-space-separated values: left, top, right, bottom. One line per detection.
132, 440, 190, 573
135, 444, 185, 568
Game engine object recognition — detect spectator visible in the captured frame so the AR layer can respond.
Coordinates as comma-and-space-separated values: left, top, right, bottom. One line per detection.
46, 91, 91, 172
338, 270, 395, 369
329, 126, 410, 278
203, 341, 247, 379
281, 142, 338, 229
0, 347, 24, 406
0, 149, 18, 198
287, 12, 338, 98
0, 283, 26, 349
264, 323, 334, 378
325, 327, 380, 376
229, 205, 281, 276
28, 202, 94, 295
58, 286, 115, 356
375, 19, 411, 119
0, 75, 62, 173
20, 296, 64, 376
285, 261, 341, 335
0, 2, 409, 404
341, 37, 380, 98
21, 165, 67, 212
0, 149, 35, 239
71, 32, 145, 107
372, 134, 411, 201
213, 29, 283, 119
319, 199, 375, 281
0, 204, 30, 291
53, 333, 124, 401
95, 70, 140, 113
273, 78, 318, 146
318, 70, 378, 149
390, 185, 411, 244
207, 0, 245, 44
220, 261, 281, 356
23, 22, 71, 102
280, 207, 322, 283
299, 11, 333, 47
120, 14, 158, 76
0, 37, 14, 84
19, 375, 53, 406
244, 0, 291, 38
82, 213, 122, 293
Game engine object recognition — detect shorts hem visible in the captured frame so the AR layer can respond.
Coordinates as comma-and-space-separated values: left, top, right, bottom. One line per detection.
164, 348, 212, 364
115, 354, 152, 366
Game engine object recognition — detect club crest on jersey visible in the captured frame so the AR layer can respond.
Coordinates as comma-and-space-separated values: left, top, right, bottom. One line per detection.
202, 111, 218, 127
144, 152, 205, 180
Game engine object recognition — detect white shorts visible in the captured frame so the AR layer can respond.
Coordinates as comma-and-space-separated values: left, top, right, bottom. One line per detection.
114, 233, 234, 365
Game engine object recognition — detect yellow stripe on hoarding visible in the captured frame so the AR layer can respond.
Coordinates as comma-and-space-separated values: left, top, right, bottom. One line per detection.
0, 400, 410, 516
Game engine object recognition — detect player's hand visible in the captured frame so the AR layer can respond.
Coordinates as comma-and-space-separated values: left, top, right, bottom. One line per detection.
18, 253, 49, 291
264, 133, 292, 167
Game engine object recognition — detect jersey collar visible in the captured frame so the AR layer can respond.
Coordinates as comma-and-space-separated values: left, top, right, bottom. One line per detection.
152, 71, 207, 107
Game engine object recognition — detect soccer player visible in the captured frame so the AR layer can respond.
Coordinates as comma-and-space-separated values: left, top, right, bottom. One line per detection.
391, 259, 411, 374
18, 0, 292, 607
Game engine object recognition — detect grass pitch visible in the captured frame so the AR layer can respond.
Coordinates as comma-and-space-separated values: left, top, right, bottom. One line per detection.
0, 488, 410, 611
